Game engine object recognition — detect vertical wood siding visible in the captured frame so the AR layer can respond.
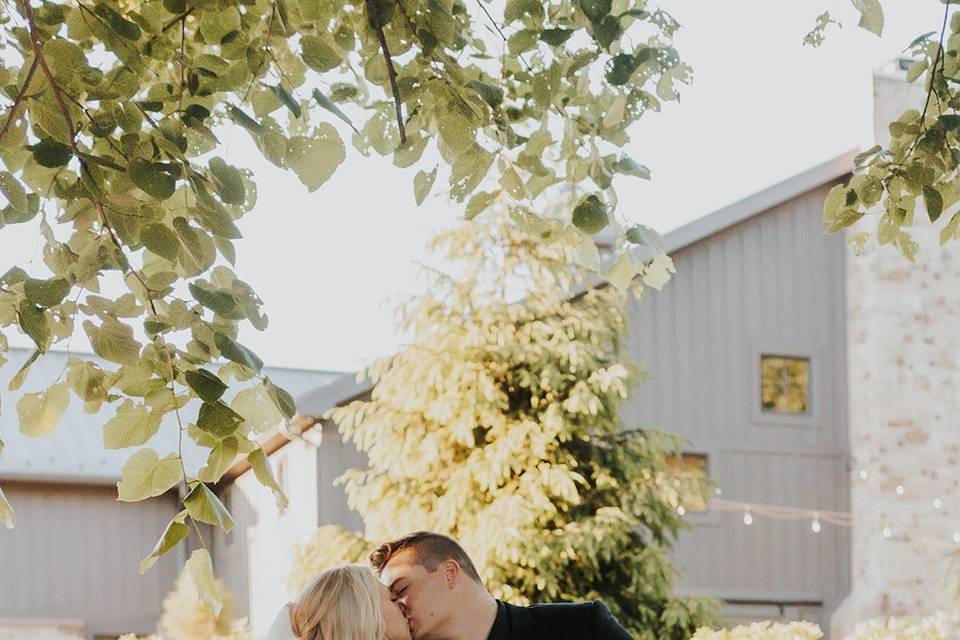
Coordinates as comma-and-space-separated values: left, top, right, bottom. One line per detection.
622, 184, 850, 633
0, 482, 180, 639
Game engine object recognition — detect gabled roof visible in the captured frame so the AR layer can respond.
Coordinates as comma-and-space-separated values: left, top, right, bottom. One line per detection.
662, 149, 856, 254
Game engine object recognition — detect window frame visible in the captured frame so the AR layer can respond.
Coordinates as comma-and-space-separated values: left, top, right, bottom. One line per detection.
666, 445, 722, 527
750, 340, 819, 429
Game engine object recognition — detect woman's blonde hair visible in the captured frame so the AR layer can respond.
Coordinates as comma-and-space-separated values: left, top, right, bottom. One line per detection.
288, 564, 386, 640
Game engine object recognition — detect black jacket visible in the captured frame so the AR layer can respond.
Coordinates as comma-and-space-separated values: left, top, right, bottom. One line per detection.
486, 599, 634, 640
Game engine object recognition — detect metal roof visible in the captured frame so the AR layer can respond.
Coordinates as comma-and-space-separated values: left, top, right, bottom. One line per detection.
0, 348, 343, 484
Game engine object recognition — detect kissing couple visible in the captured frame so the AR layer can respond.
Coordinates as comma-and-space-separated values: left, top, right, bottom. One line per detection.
269, 530, 633, 640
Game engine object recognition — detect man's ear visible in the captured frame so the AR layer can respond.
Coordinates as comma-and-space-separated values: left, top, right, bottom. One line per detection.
442, 559, 460, 589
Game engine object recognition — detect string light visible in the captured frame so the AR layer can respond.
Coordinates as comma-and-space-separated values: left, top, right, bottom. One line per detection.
953, 531, 960, 544
882, 527, 892, 539
933, 498, 943, 510
859, 469, 869, 480
895, 484, 905, 496
811, 516, 822, 533
743, 509, 753, 526
677, 505, 686, 516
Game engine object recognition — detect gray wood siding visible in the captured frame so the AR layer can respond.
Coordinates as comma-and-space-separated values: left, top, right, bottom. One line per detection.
0, 482, 180, 639
622, 184, 851, 632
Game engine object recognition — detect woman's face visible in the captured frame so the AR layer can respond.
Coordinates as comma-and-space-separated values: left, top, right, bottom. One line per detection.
378, 579, 412, 640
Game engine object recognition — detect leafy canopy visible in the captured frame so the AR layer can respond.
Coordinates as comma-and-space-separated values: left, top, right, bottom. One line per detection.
0, 0, 686, 572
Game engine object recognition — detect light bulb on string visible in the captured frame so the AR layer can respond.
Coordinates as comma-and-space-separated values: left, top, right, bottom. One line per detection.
677, 505, 686, 516
811, 516, 822, 533
933, 498, 943, 510
743, 509, 753, 526
895, 484, 904, 496
859, 469, 869, 481
714, 487, 723, 496
953, 531, 960, 544
882, 527, 892, 539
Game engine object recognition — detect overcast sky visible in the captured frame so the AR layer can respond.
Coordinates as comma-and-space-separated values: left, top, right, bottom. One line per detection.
0, 1, 945, 373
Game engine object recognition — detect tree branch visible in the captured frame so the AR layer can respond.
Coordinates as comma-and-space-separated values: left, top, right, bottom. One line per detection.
0, 56, 39, 144
162, 6, 194, 32
366, 0, 407, 144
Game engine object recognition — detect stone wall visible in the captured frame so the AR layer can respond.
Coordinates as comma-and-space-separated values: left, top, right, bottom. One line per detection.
831, 62, 960, 637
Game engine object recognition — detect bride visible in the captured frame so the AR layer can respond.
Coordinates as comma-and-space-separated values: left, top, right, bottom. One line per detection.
267, 564, 412, 640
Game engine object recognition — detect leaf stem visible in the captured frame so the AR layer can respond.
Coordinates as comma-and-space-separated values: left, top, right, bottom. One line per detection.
366, 0, 407, 144
0, 56, 38, 144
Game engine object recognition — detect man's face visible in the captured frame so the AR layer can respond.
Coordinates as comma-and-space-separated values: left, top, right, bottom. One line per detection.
380, 549, 455, 640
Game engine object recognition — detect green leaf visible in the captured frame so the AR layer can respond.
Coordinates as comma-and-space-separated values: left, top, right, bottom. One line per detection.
301, 34, 342, 72
208, 157, 246, 206
228, 105, 265, 135
24, 277, 71, 308
183, 482, 235, 532
579, 0, 612, 22
129, 160, 178, 200
0, 171, 28, 212
197, 400, 245, 439
189, 282, 238, 316
465, 190, 499, 221
500, 167, 528, 200
117, 449, 182, 501
17, 381, 70, 438
264, 377, 297, 419
8, 349, 41, 392
923, 185, 943, 223
186, 548, 222, 616
271, 84, 302, 119
625, 224, 665, 252
94, 3, 142, 40
248, 447, 288, 510
941, 211, 960, 245
84, 319, 141, 365
851, 0, 883, 37
197, 437, 239, 483
606, 252, 640, 291
286, 126, 345, 192
140, 223, 181, 262
103, 400, 162, 449
140, 510, 188, 574
199, 5, 241, 43
312, 88, 358, 133
214, 332, 263, 373
0, 485, 14, 529
572, 195, 608, 234
606, 53, 639, 86
18, 301, 51, 352
414, 167, 438, 206
27, 138, 72, 168
231, 385, 284, 434
614, 155, 651, 179
185, 368, 228, 403
642, 253, 676, 290
468, 80, 504, 109
540, 28, 574, 46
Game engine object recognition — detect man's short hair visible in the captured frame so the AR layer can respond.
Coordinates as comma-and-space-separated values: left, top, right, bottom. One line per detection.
370, 531, 482, 583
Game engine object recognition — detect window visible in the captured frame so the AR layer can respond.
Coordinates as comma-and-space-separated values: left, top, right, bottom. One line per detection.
664, 453, 709, 512
760, 355, 810, 414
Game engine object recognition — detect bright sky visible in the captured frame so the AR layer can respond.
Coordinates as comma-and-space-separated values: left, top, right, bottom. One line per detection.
0, 1, 945, 373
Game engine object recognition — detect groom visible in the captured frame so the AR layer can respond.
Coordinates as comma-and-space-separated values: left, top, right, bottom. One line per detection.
371, 531, 634, 640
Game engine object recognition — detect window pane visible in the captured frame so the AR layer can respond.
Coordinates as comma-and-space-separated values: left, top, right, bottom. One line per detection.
665, 453, 709, 512
760, 355, 810, 414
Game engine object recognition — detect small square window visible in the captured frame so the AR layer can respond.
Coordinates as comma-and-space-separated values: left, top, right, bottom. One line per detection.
664, 453, 709, 512
760, 355, 810, 414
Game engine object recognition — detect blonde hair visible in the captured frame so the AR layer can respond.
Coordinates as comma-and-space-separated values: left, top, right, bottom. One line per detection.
288, 565, 386, 640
